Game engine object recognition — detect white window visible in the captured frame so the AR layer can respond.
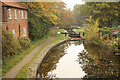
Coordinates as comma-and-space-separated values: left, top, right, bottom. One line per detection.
25, 11, 27, 19
8, 9, 12, 19
21, 10, 24, 19
23, 28, 26, 37
13, 30, 15, 37
14, 10, 17, 19
19, 10, 20, 13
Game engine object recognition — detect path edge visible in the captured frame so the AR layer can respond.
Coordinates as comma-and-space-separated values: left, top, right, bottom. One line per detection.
27, 38, 71, 78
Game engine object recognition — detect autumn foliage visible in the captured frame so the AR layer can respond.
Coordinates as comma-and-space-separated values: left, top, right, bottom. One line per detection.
22, 2, 66, 40
86, 17, 100, 44
22, 2, 64, 25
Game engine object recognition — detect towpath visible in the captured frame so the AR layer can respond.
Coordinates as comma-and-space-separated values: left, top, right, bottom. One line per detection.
3, 28, 56, 78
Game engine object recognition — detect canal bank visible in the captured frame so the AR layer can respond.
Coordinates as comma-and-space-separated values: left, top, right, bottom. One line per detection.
27, 38, 71, 78
36, 40, 120, 79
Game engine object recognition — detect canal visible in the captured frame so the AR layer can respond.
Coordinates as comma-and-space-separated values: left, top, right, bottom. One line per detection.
37, 40, 120, 79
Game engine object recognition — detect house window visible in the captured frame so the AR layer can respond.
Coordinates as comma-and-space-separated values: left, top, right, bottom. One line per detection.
13, 30, 15, 37
21, 10, 24, 19
14, 10, 17, 19
23, 28, 26, 37
25, 11, 27, 19
8, 9, 12, 19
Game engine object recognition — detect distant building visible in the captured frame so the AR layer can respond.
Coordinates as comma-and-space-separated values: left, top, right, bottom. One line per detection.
71, 26, 79, 28
2, 2, 29, 38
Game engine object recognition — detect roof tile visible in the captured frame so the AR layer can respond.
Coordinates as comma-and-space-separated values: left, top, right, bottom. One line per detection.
2, 2, 28, 10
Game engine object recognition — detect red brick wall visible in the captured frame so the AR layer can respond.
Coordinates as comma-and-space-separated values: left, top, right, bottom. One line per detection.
2, 6, 29, 39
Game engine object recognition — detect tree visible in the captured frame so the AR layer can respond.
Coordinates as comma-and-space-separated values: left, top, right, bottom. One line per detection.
86, 2, 119, 28
59, 9, 74, 27
22, 2, 62, 25
73, 2, 119, 28
22, 2, 66, 40
73, 4, 90, 26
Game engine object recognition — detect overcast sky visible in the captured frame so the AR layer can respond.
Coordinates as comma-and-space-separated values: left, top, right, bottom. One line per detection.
61, 0, 85, 10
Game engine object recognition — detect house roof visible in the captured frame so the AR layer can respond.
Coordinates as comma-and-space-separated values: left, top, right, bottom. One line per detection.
2, 2, 28, 10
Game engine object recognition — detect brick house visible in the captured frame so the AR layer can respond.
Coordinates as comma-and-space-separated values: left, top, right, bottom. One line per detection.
2, 2, 29, 38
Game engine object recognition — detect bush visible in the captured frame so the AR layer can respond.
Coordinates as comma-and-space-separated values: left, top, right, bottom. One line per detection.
103, 27, 108, 30
103, 27, 113, 30
18, 37, 31, 50
101, 30, 112, 40
117, 38, 120, 49
86, 17, 100, 44
2, 29, 21, 60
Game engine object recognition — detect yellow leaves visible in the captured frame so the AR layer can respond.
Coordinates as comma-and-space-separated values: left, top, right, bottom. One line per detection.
86, 17, 100, 41
93, 10, 100, 14
52, 15, 57, 20
96, 4, 100, 6
35, 14, 42, 18
23, 2, 67, 25
113, 5, 118, 9
25, 2, 63, 25
100, 32, 103, 40
51, 9, 57, 13
101, 3, 110, 8
55, 6, 59, 9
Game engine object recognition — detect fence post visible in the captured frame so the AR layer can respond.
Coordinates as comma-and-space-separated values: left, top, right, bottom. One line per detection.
79, 32, 80, 37
83, 32, 85, 36
65, 32, 67, 36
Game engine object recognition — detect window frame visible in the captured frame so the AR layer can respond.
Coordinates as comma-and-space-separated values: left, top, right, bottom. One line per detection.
8, 8, 12, 19
14, 10, 17, 20
25, 11, 27, 19
13, 30, 15, 37
21, 10, 24, 19
23, 28, 26, 37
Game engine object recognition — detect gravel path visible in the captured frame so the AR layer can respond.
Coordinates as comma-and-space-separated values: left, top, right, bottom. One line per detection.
3, 29, 56, 78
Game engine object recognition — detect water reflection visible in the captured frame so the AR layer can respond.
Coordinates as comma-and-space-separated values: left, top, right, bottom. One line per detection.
37, 41, 86, 78
37, 42, 70, 78
78, 42, 120, 79
37, 40, 120, 79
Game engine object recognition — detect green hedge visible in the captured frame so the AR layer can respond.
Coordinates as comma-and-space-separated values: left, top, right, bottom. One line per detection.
18, 37, 31, 50
2, 29, 22, 60
28, 13, 53, 41
2, 29, 32, 60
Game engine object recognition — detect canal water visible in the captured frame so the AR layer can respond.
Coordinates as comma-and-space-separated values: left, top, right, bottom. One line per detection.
37, 40, 120, 79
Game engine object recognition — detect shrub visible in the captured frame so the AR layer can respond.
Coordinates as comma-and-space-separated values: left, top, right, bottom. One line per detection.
117, 38, 120, 49
102, 30, 112, 40
103, 27, 108, 30
2, 29, 21, 60
86, 17, 100, 44
18, 37, 31, 50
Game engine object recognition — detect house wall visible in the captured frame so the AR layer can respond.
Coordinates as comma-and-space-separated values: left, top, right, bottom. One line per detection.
2, 7, 7, 30
2, 6, 29, 39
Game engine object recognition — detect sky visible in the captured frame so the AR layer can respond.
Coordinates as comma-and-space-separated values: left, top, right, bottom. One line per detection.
61, 0, 85, 10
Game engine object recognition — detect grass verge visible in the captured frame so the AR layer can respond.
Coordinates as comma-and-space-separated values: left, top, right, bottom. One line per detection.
16, 29, 68, 78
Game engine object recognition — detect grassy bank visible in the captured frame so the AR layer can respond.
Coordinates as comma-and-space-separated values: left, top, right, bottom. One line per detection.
16, 28, 68, 78
2, 31, 52, 76
57, 29, 66, 33
55, 29, 69, 41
